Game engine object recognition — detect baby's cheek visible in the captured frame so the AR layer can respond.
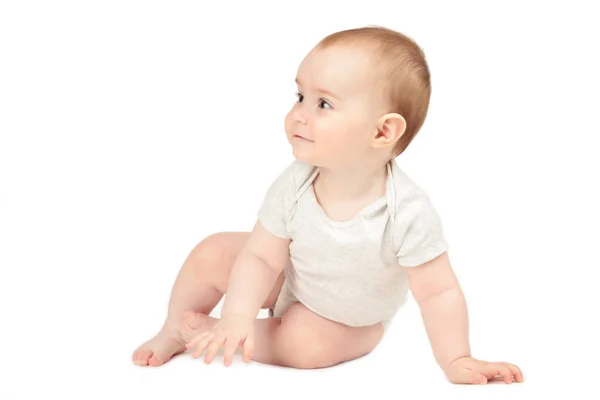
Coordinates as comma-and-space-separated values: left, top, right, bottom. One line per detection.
283, 114, 293, 134
324, 135, 351, 160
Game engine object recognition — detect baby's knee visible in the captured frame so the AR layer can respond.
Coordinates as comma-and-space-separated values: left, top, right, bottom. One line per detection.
188, 233, 227, 272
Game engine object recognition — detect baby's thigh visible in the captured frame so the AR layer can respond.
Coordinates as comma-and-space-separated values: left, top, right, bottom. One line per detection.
279, 303, 384, 369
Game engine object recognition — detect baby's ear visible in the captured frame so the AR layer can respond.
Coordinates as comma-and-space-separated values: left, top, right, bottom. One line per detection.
372, 113, 406, 150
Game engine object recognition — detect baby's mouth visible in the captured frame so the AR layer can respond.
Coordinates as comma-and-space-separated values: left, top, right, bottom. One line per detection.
293, 134, 313, 142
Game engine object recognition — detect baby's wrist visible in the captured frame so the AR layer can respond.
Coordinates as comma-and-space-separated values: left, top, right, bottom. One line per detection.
221, 311, 255, 322
441, 354, 472, 372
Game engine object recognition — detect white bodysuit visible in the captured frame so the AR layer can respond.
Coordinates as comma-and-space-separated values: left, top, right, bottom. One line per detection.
258, 159, 449, 333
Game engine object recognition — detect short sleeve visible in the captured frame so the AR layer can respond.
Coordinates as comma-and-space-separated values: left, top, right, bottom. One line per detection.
393, 188, 449, 267
257, 162, 298, 239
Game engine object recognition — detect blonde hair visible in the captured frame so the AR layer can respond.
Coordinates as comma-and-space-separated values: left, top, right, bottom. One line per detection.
317, 26, 432, 158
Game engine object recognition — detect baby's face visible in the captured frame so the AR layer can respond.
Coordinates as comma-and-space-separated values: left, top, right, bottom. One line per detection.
284, 45, 385, 169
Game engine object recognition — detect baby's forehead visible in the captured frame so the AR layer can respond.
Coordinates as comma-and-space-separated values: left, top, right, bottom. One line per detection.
297, 45, 383, 97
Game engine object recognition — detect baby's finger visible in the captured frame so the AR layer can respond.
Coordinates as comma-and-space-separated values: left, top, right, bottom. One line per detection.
506, 363, 524, 382
471, 373, 488, 385
204, 335, 226, 364
449, 368, 487, 385
483, 363, 512, 384
185, 331, 209, 349
223, 338, 239, 367
242, 336, 255, 364
192, 332, 215, 358
497, 364, 513, 384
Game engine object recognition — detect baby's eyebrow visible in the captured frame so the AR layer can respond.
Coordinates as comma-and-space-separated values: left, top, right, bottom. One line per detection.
295, 77, 340, 101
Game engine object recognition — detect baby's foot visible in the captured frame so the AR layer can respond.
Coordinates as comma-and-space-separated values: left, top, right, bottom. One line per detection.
132, 312, 217, 366
132, 321, 187, 367
180, 311, 218, 344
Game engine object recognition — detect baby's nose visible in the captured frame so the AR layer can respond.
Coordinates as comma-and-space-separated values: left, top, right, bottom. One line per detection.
293, 108, 308, 124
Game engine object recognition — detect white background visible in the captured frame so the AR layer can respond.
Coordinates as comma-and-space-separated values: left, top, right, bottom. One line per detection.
1, 1, 599, 398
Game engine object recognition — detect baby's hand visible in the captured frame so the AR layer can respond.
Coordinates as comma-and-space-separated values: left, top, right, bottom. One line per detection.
444, 356, 524, 384
185, 313, 255, 366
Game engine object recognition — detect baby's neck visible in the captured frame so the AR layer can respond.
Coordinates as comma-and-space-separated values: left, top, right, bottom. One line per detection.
315, 162, 388, 202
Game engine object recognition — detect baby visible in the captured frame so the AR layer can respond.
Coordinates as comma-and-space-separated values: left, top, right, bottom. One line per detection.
132, 26, 524, 384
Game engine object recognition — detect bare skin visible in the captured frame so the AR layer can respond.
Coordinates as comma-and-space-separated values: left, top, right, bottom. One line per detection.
133, 38, 523, 380
132, 232, 285, 367
132, 232, 382, 368
179, 304, 382, 369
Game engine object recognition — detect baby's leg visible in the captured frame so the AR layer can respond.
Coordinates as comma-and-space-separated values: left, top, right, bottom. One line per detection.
181, 303, 384, 369
132, 232, 285, 366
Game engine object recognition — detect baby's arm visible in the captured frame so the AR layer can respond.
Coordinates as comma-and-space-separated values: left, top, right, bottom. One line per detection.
184, 220, 290, 364
186, 162, 297, 364
405, 252, 470, 367
221, 220, 291, 319
404, 252, 524, 384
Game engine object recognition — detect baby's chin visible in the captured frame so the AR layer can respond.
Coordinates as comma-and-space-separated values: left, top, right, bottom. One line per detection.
290, 147, 317, 165
291, 151, 329, 168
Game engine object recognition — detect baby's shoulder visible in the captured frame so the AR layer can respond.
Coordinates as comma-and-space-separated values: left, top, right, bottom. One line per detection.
273, 159, 318, 194
388, 161, 450, 266
264, 159, 318, 201
388, 160, 440, 216
286, 159, 318, 184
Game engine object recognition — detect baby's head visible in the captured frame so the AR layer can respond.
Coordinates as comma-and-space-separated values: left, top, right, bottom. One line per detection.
284, 26, 432, 169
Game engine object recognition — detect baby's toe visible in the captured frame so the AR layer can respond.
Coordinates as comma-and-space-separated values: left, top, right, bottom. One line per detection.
148, 355, 165, 367
132, 349, 153, 366
148, 337, 185, 367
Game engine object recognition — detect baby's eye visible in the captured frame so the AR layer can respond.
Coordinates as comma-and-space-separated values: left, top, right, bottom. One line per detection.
318, 99, 332, 110
296, 92, 304, 103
